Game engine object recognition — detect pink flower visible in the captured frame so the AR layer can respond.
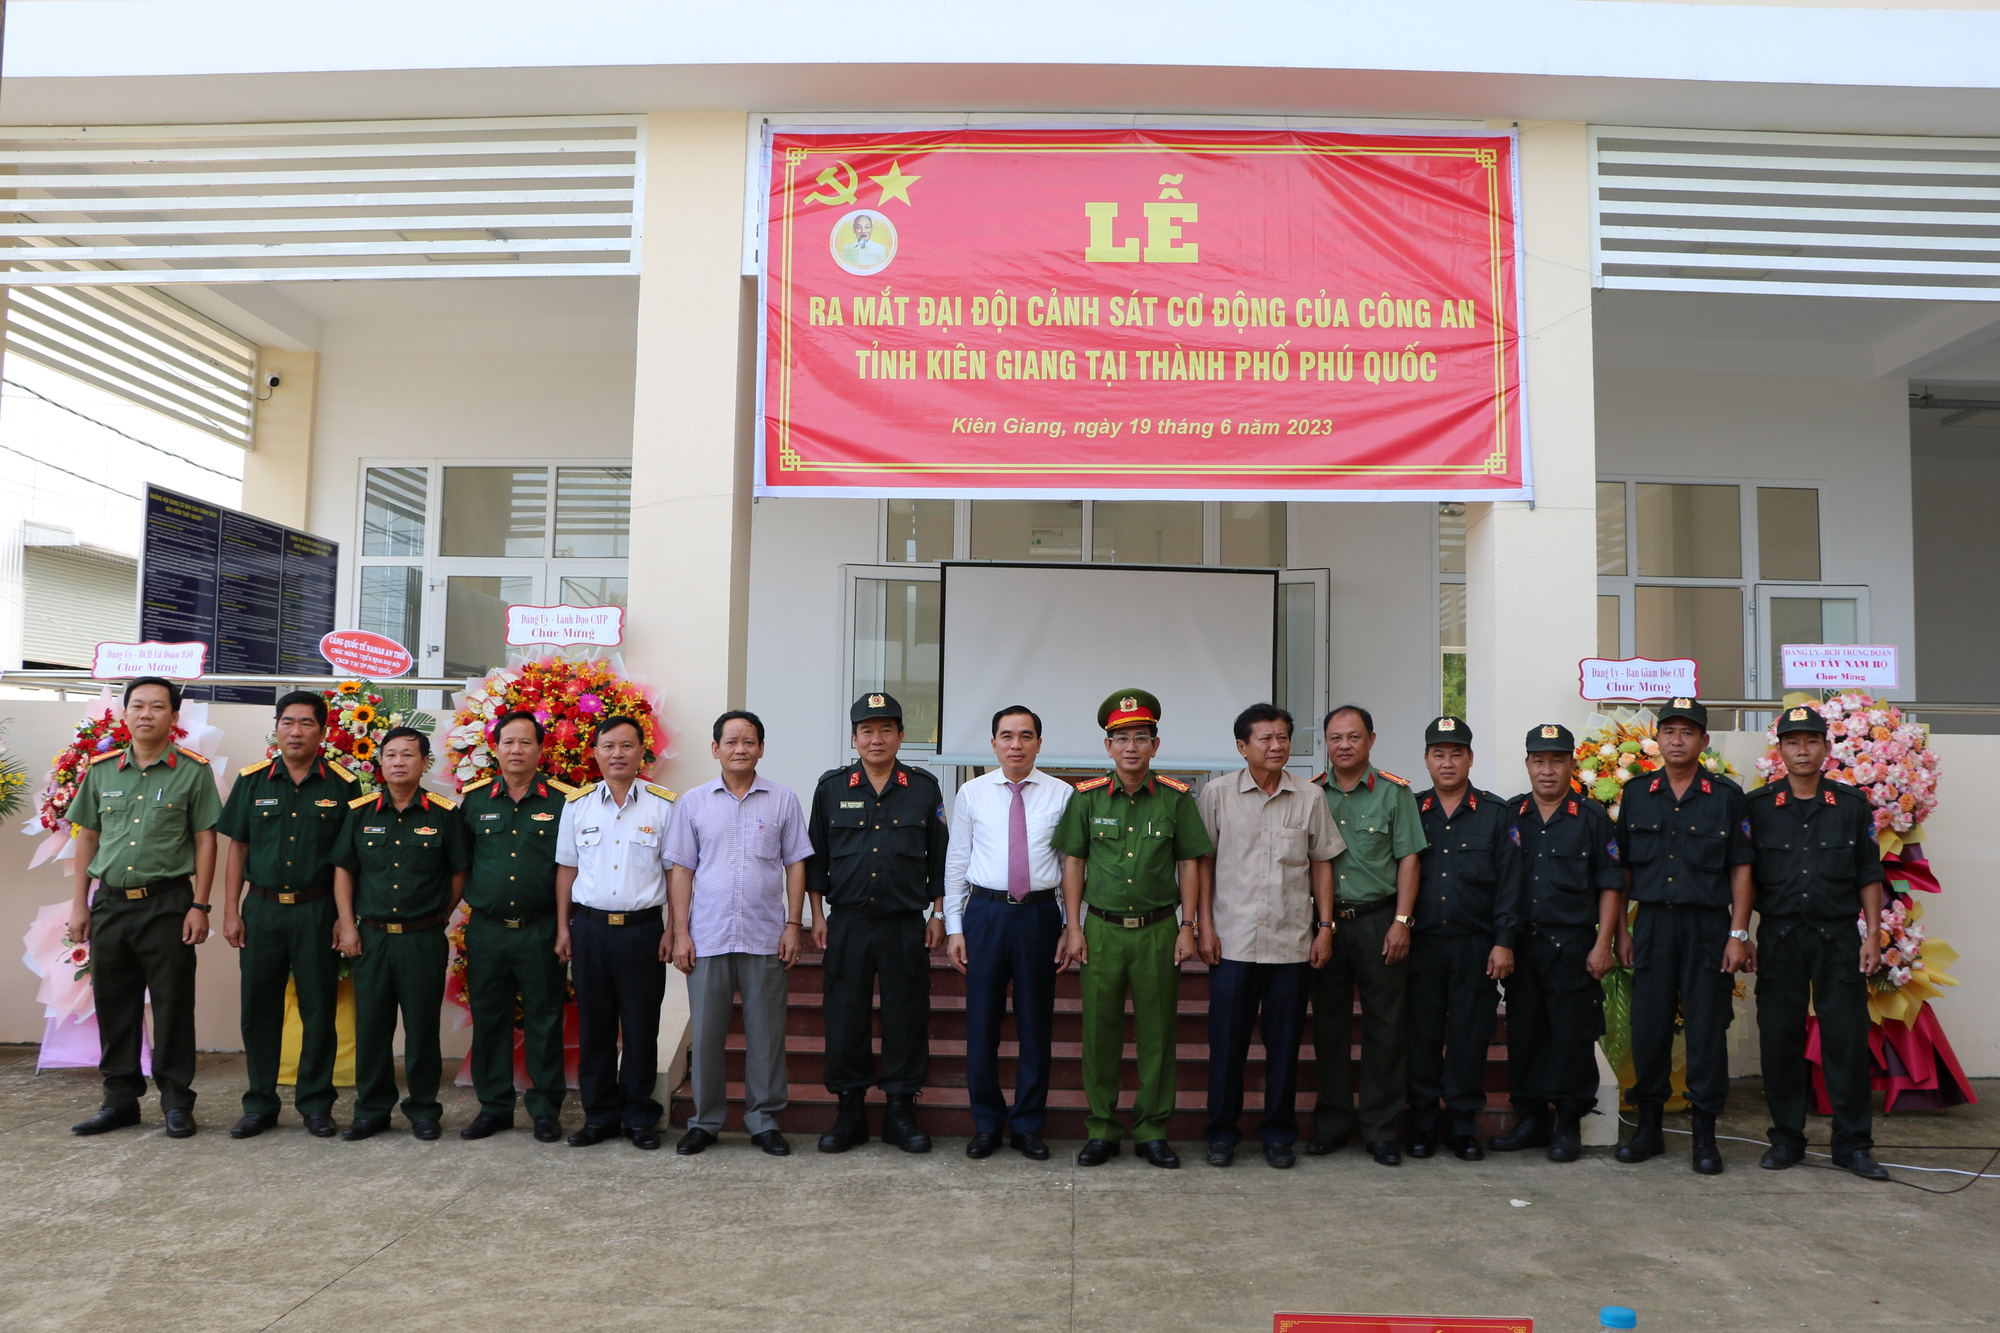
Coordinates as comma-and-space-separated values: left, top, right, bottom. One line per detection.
576, 693, 604, 716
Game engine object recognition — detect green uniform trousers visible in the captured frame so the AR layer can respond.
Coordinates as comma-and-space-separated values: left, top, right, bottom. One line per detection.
1759, 917, 1874, 1158
239, 892, 341, 1118
352, 925, 449, 1125
1309, 907, 1410, 1144
91, 883, 199, 1112
1079, 913, 1180, 1143
464, 912, 569, 1121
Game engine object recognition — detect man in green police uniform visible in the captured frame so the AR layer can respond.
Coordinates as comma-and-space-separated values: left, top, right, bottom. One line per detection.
458, 710, 578, 1142
217, 690, 359, 1139
1052, 689, 1212, 1168
1307, 704, 1427, 1165
332, 727, 469, 1141
68, 676, 222, 1138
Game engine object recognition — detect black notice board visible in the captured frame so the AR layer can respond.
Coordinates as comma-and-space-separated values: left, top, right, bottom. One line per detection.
139, 485, 340, 704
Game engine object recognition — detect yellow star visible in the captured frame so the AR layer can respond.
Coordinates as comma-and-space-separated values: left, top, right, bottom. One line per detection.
868, 161, 920, 207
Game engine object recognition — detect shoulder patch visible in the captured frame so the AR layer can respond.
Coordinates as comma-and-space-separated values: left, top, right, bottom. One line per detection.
1376, 769, 1410, 787
1156, 775, 1191, 793
423, 791, 457, 811
548, 778, 579, 796
175, 745, 210, 766
324, 758, 356, 782
565, 781, 598, 803
238, 757, 272, 777
645, 782, 677, 802
348, 793, 378, 809
89, 749, 123, 765
1074, 776, 1112, 792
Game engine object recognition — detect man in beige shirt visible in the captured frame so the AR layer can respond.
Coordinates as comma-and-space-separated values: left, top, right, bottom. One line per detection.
1195, 703, 1341, 1168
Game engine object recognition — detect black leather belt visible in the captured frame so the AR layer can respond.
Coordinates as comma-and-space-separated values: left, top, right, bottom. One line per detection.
1641, 900, 1729, 911
970, 885, 1058, 906
106, 876, 190, 902
248, 883, 333, 906
571, 904, 663, 926
1333, 896, 1396, 920
1086, 902, 1179, 930
475, 904, 556, 929
360, 910, 452, 934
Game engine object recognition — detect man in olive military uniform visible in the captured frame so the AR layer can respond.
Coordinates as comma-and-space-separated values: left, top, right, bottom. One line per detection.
1749, 704, 1889, 1180
1489, 723, 1623, 1163
67, 677, 223, 1139
1407, 715, 1520, 1162
459, 710, 579, 1142
1052, 689, 1212, 1169
1307, 704, 1427, 1166
331, 727, 469, 1141
1612, 698, 1755, 1175
806, 692, 950, 1154
217, 690, 359, 1139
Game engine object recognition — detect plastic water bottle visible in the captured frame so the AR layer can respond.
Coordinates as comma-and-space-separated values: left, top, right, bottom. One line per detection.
1600, 1308, 1637, 1330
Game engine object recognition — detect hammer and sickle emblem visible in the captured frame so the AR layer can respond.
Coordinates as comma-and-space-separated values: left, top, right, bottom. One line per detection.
805, 161, 861, 207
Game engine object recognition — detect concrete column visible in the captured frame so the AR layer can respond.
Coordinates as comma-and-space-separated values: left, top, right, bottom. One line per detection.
240, 348, 319, 527
1464, 121, 1598, 794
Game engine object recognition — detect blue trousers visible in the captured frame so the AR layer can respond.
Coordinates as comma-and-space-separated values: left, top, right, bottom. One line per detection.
962, 893, 1063, 1135
1206, 958, 1311, 1148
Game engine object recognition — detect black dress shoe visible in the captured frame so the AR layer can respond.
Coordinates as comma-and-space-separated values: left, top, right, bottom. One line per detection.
1010, 1132, 1050, 1161
459, 1112, 511, 1140
532, 1116, 562, 1143
228, 1112, 277, 1140
1136, 1139, 1180, 1169
566, 1123, 616, 1147
628, 1124, 661, 1151
303, 1113, 338, 1139
676, 1126, 717, 1155
412, 1119, 441, 1141
341, 1118, 384, 1142
1264, 1141, 1296, 1169
1450, 1134, 1485, 1162
72, 1104, 143, 1136
1304, 1130, 1348, 1156
1759, 1142, 1803, 1170
1489, 1112, 1551, 1153
1075, 1137, 1119, 1166
164, 1108, 197, 1139
1407, 1138, 1436, 1159
1366, 1140, 1401, 1166
1838, 1149, 1890, 1181
751, 1130, 791, 1156
1204, 1141, 1235, 1167
966, 1132, 1001, 1159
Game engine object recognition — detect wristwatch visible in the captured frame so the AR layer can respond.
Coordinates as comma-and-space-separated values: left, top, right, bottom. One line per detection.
1393, 914, 1415, 927
1728, 929, 1752, 943
189, 902, 212, 914
1315, 920, 1335, 932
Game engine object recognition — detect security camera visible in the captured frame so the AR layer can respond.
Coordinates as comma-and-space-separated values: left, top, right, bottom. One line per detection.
264, 372, 282, 389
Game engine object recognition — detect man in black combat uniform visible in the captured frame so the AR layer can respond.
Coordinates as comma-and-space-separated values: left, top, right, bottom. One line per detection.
1612, 698, 1755, 1175
1748, 704, 1889, 1181
1406, 715, 1520, 1162
806, 692, 949, 1154
1488, 723, 1622, 1163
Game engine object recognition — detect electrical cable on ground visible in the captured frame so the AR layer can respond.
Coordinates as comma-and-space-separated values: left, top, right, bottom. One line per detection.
2, 377, 242, 482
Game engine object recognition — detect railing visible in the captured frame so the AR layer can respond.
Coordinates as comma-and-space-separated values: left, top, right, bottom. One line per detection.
0, 670, 471, 693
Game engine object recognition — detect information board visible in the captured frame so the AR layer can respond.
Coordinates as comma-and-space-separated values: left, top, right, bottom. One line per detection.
139, 485, 340, 703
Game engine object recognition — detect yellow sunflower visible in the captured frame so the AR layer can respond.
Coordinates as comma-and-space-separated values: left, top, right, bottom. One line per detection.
339, 680, 364, 695
350, 704, 376, 726
351, 737, 376, 760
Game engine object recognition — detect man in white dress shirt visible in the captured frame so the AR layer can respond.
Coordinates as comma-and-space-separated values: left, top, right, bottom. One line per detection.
944, 705, 1072, 1161
555, 715, 677, 1150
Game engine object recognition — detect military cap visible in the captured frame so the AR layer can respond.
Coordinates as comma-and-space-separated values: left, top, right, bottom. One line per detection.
1656, 697, 1708, 730
1774, 703, 1827, 737
850, 691, 903, 725
1424, 714, 1471, 748
1524, 722, 1574, 753
1098, 689, 1160, 732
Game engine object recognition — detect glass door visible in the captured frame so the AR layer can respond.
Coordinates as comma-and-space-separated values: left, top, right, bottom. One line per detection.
1754, 584, 1871, 701
435, 563, 543, 679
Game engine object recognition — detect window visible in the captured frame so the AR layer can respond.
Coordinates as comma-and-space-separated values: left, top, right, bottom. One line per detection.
362, 467, 427, 557
1635, 483, 1741, 579
1757, 487, 1821, 581
441, 466, 548, 558
886, 498, 954, 564
1091, 500, 1203, 565
851, 575, 943, 746
1221, 501, 1287, 567
554, 467, 631, 558
1437, 504, 1467, 714
970, 499, 1083, 562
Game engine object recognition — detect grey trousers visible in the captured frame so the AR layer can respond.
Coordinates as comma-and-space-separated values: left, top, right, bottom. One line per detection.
688, 951, 790, 1135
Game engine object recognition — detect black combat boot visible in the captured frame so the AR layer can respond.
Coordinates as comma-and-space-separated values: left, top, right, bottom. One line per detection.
1690, 1111, 1724, 1175
817, 1091, 870, 1153
880, 1094, 932, 1154
1615, 1102, 1666, 1163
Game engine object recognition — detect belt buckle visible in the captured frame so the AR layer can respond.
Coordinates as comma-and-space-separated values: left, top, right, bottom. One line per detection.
607, 913, 626, 926
1122, 915, 1142, 929
503, 918, 521, 929
277, 892, 296, 905
384, 922, 403, 935
125, 889, 146, 900
1336, 907, 1356, 920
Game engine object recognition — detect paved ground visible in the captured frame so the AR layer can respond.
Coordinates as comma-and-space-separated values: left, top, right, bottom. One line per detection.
1, 1046, 1996, 1333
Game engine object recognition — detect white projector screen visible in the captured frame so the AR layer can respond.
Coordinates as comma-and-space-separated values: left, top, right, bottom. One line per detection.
938, 563, 1278, 770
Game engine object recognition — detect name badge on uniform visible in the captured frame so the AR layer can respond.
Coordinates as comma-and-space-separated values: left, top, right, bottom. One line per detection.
254, 798, 278, 807
363, 826, 387, 835
103, 791, 124, 799
480, 813, 502, 821
839, 801, 864, 809
581, 826, 600, 837
1092, 817, 1118, 827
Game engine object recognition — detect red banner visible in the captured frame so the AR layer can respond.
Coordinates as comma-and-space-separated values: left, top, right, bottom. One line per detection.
759, 127, 1525, 500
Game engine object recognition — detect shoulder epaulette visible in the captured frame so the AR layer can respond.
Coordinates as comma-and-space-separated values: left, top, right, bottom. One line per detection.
238, 757, 272, 777
89, 749, 122, 765
645, 782, 677, 802
548, 778, 580, 796
1311, 771, 1328, 786
325, 759, 357, 782
423, 791, 457, 811
1074, 775, 1112, 792
175, 745, 210, 766
1377, 769, 1410, 786
565, 781, 598, 803
1156, 774, 1191, 793
818, 766, 852, 787
1746, 781, 1781, 800
348, 792, 378, 809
